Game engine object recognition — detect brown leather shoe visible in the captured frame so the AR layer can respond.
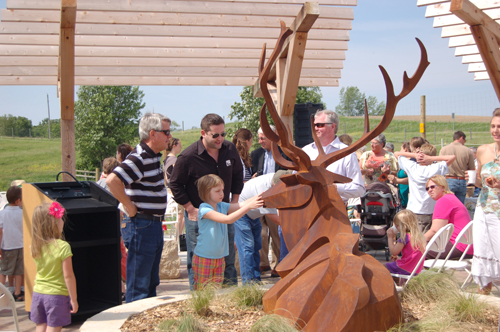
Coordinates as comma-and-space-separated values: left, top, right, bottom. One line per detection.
270, 269, 280, 278
260, 265, 271, 272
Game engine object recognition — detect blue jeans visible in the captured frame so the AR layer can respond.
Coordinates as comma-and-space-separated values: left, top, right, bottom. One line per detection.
185, 211, 237, 290
234, 214, 262, 284
123, 216, 164, 303
278, 226, 289, 263
446, 178, 467, 204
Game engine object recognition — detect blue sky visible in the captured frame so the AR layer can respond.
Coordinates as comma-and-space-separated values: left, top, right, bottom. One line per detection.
0, 0, 498, 129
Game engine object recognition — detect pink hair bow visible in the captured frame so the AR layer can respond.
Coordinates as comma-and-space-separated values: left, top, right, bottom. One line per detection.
49, 202, 65, 219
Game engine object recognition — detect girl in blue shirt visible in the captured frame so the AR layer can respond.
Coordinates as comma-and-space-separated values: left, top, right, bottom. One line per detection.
193, 174, 263, 290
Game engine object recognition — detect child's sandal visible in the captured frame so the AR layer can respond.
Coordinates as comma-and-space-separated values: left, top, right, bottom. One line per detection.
13, 292, 24, 302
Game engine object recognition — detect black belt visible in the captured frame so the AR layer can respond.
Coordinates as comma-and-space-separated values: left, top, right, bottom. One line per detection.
133, 213, 164, 222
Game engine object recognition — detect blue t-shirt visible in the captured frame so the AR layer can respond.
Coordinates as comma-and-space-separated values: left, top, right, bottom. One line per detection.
194, 202, 231, 259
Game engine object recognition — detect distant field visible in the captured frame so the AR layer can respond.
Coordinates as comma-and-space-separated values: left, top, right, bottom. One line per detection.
0, 116, 494, 191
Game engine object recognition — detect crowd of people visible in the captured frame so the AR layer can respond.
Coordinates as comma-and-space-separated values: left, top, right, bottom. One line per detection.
1, 108, 498, 330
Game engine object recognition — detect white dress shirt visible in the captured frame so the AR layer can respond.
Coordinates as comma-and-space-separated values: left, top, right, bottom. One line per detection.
263, 149, 275, 175
239, 173, 278, 220
302, 136, 365, 202
398, 156, 449, 215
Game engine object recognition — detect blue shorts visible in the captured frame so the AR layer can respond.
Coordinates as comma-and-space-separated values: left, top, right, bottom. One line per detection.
30, 292, 71, 327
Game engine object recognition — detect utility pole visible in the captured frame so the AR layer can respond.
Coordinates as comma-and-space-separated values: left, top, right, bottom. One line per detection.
420, 95, 426, 140
47, 94, 51, 139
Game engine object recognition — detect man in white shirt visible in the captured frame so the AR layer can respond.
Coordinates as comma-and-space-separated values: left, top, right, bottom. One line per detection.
395, 143, 456, 232
235, 173, 280, 284
302, 110, 365, 203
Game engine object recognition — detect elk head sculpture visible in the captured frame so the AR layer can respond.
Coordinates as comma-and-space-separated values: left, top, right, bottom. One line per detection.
258, 22, 429, 331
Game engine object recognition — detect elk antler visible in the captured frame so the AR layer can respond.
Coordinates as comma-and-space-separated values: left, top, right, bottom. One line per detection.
258, 21, 313, 171
312, 38, 429, 169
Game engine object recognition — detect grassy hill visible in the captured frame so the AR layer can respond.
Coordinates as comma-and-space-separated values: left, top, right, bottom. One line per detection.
0, 116, 493, 191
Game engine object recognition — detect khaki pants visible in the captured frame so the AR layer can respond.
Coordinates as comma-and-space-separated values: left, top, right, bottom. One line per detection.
259, 215, 280, 269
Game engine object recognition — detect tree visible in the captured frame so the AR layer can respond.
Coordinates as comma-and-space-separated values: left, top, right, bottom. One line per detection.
0, 114, 32, 137
75, 86, 145, 170
32, 118, 61, 138
335, 86, 385, 116
228, 86, 324, 143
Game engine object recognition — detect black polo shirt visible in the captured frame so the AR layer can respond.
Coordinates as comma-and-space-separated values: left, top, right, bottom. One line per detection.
169, 138, 244, 208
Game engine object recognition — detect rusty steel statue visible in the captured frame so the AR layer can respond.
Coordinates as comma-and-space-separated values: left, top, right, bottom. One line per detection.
258, 22, 429, 331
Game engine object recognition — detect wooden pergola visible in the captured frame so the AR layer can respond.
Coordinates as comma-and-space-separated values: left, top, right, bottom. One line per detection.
418, 0, 500, 101
2, 0, 500, 178
0, 0, 356, 179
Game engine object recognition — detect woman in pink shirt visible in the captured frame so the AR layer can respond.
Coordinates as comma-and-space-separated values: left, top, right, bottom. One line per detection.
425, 174, 474, 259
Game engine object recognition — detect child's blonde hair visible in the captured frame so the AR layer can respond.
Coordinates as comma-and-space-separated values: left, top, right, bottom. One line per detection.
197, 174, 224, 203
31, 202, 65, 259
392, 210, 426, 254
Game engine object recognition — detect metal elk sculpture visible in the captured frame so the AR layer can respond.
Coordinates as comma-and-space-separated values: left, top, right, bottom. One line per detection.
258, 22, 429, 331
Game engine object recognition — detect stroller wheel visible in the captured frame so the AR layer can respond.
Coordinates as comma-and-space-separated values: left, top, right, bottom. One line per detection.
359, 242, 366, 252
385, 248, 390, 261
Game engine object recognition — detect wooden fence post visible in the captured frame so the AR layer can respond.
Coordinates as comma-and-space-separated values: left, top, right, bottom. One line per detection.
95, 168, 99, 182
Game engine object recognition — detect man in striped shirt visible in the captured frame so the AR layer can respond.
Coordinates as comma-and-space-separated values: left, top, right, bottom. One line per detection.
107, 112, 171, 303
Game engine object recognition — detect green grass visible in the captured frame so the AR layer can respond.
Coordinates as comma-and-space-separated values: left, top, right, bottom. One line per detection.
158, 313, 207, 332
0, 117, 493, 191
230, 282, 265, 308
0, 136, 63, 190
250, 314, 301, 332
189, 283, 216, 316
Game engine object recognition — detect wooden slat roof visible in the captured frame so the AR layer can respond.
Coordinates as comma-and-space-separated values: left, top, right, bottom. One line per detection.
0, 0, 356, 86
417, 0, 500, 82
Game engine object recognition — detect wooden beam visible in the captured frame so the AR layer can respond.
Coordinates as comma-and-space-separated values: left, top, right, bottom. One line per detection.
254, 2, 319, 97
0, 75, 340, 86
7, 0, 354, 20
0, 22, 351, 41
0, 56, 344, 69
425, 1, 500, 18
1, 9, 353, 31
59, 0, 76, 181
0, 34, 349, 50
469, 24, 500, 102
0, 45, 346, 60
280, 32, 309, 116
450, 0, 500, 43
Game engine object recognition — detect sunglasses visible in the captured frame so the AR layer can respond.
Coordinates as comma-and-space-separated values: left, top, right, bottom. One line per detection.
314, 123, 333, 128
425, 185, 437, 192
155, 129, 171, 136
209, 132, 227, 139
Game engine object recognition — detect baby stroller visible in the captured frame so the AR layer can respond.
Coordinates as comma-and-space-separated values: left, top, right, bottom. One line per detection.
359, 182, 398, 261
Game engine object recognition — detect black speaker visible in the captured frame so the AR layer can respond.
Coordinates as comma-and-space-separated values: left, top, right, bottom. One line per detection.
31, 181, 121, 321
294, 102, 323, 148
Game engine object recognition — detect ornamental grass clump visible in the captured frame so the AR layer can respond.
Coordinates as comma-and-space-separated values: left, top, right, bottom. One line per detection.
401, 270, 459, 304
250, 314, 301, 332
230, 282, 265, 308
189, 283, 216, 316
157, 313, 206, 332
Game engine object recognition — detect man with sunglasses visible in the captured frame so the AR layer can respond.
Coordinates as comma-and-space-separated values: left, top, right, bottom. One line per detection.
302, 110, 365, 203
170, 113, 243, 290
107, 113, 171, 303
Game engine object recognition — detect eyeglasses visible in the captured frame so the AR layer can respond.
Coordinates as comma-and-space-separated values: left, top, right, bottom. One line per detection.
314, 123, 333, 128
209, 132, 227, 139
425, 185, 437, 192
155, 129, 171, 136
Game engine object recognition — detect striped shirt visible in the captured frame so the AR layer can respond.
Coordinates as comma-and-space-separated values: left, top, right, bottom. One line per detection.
112, 141, 167, 215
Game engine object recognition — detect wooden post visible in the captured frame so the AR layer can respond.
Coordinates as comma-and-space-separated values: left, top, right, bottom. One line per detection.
95, 168, 100, 182
59, 0, 77, 181
420, 95, 426, 139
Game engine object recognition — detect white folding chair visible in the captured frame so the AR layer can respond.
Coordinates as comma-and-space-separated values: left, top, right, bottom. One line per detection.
430, 220, 473, 276
0, 283, 20, 332
422, 223, 455, 270
391, 223, 454, 292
